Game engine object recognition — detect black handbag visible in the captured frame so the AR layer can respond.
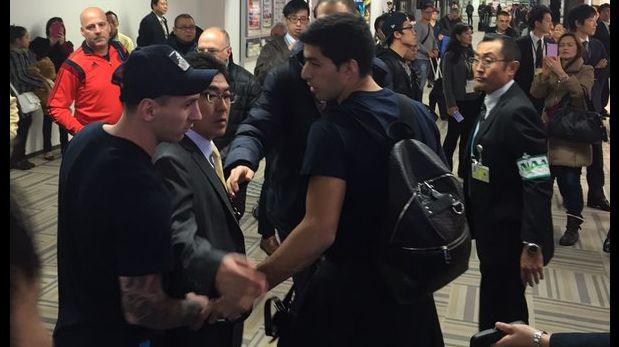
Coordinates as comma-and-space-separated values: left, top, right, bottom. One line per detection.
546, 86, 605, 144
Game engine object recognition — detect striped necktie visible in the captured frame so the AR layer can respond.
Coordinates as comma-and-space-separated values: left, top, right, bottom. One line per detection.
210, 145, 226, 189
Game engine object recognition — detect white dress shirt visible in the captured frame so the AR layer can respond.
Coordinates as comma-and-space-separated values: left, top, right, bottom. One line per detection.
470, 80, 515, 156
529, 31, 545, 68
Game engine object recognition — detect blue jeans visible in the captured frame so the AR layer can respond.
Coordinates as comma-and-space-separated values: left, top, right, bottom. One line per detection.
412, 59, 431, 93
551, 166, 584, 217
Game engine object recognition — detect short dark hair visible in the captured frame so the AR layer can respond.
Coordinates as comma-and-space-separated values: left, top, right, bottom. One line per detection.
312, 0, 358, 18
125, 95, 170, 114
566, 4, 597, 32
527, 5, 551, 30
497, 11, 510, 18
374, 12, 389, 31
151, 0, 164, 10
184, 51, 229, 82
446, 23, 473, 63
299, 12, 374, 77
174, 13, 194, 27
106, 11, 118, 21
10, 25, 27, 45
283, 0, 310, 17
598, 3, 610, 12
481, 33, 521, 63
45, 17, 66, 37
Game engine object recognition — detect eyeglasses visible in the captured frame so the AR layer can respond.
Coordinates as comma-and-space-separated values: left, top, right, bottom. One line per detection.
176, 25, 196, 31
471, 57, 510, 68
287, 15, 309, 24
202, 92, 236, 104
197, 46, 230, 54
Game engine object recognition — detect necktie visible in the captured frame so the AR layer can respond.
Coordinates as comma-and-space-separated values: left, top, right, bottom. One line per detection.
535, 39, 543, 68
162, 17, 169, 38
470, 103, 487, 157
210, 145, 226, 188
582, 41, 590, 62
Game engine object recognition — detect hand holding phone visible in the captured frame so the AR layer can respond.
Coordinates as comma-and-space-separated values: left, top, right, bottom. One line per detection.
470, 320, 526, 347
546, 43, 558, 57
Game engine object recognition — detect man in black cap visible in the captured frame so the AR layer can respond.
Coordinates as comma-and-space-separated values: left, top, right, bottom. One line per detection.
53, 44, 218, 347
377, 11, 422, 101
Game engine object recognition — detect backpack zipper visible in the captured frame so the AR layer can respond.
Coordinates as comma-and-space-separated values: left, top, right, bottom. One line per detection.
398, 229, 469, 264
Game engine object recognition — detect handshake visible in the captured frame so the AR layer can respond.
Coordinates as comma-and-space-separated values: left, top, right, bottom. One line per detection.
185, 253, 269, 330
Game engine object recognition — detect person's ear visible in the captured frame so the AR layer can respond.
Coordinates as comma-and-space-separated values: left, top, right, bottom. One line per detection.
139, 99, 158, 122
507, 60, 520, 77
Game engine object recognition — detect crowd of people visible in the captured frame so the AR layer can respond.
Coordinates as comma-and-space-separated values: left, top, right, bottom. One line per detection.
9, 0, 611, 347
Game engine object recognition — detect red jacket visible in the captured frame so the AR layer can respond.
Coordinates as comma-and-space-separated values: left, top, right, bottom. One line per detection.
48, 41, 127, 134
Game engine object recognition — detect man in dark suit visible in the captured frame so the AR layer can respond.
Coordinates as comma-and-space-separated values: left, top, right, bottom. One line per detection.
514, 5, 553, 114
137, 0, 169, 47
568, 4, 611, 211
594, 3, 610, 117
153, 52, 268, 347
485, 11, 519, 38
467, 34, 554, 331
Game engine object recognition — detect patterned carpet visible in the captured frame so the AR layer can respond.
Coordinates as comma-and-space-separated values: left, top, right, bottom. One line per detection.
10, 117, 610, 346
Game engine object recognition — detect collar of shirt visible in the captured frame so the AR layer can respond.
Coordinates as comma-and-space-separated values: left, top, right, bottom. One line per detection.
154, 12, 165, 22
284, 33, 296, 47
483, 79, 515, 118
530, 31, 544, 46
185, 129, 214, 165
579, 36, 590, 44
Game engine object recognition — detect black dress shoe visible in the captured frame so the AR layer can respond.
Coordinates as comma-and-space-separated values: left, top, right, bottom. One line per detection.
587, 198, 611, 212
10, 160, 35, 170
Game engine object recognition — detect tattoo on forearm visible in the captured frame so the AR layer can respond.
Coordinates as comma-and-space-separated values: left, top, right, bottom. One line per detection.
119, 275, 202, 330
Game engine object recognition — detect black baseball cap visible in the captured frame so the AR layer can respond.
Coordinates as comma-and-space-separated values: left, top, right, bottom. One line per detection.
112, 44, 218, 104
381, 12, 409, 41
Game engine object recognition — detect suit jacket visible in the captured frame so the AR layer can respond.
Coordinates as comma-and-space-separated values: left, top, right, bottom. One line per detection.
514, 35, 554, 113
593, 21, 610, 59
550, 333, 610, 347
153, 137, 245, 347
582, 37, 610, 112
137, 11, 169, 47
464, 82, 554, 268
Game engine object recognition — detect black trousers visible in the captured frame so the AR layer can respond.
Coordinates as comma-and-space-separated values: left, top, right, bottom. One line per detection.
479, 264, 528, 330
11, 111, 33, 164
586, 142, 606, 200
42, 112, 69, 154
467, 14, 473, 26
601, 78, 609, 113
442, 98, 482, 178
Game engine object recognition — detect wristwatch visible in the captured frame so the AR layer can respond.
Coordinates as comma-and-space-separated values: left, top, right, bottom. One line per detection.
532, 329, 547, 346
523, 242, 541, 255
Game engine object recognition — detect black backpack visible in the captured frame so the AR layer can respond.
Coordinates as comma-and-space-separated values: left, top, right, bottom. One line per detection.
353, 94, 471, 304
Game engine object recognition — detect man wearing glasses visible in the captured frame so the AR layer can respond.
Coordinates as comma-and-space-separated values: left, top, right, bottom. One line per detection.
197, 27, 262, 217
166, 14, 198, 56
466, 34, 553, 331
377, 11, 422, 101
153, 52, 268, 347
254, 0, 310, 85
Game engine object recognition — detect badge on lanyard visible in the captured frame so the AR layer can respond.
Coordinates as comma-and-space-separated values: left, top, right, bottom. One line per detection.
517, 153, 550, 180
471, 144, 490, 183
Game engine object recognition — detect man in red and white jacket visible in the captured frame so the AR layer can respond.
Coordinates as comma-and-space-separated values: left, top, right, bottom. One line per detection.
48, 7, 128, 134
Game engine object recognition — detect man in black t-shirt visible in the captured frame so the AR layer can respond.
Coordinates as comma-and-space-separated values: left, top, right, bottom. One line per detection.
257, 13, 445, 346
53, 45, 219, 347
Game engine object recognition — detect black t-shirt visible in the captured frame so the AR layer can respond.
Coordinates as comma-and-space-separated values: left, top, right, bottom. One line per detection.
53, 123, 173, 347
301, 89, 399, 262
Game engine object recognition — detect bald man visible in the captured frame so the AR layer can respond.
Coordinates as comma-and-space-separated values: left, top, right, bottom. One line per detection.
48, 7, 128, 134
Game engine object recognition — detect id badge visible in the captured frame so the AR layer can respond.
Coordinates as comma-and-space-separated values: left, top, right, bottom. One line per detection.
517, 154, 550, 180
465, 79, 476, 94
472, 161, 490, 183
535, 68, 543, 75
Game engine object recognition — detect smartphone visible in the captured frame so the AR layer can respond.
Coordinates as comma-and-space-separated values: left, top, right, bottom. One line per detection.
470, 320, 526, 347
546, 43, 558, 57
50, 22, 63, 38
